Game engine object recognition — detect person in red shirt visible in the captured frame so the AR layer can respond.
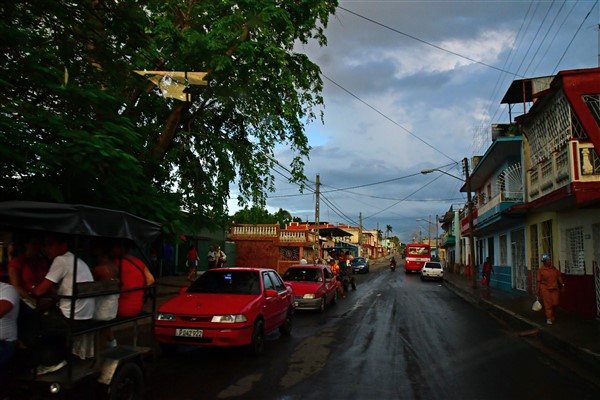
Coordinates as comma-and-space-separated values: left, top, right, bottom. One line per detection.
187, 244, 199, 281
8, 236, 49, 348
328, 258, 344, 299
111, 241, 155, 318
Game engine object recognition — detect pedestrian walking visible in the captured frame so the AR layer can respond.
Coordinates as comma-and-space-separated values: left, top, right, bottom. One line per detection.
536, 254, 565, 325
187, 244, 199, 281
482, 257, 493, 286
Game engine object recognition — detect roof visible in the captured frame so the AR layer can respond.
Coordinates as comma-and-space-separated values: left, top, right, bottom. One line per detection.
461, 136, 522, 192
500, 75, 554, 104
0, 201, 162, 243
318, 227, 353, 237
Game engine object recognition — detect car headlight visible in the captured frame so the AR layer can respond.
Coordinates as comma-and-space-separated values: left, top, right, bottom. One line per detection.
156, 313, 176, 321
302, 293, 315, 299
211, 314, 248, 323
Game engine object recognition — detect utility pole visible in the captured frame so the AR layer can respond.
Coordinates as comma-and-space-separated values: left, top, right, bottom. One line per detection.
464, 157, 477, 289
428, 214, 432, 246
359, 212, 363, 257
315, 174, 320, 261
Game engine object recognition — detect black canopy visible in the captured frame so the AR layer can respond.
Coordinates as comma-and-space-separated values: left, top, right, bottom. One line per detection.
0, 201, 162, 243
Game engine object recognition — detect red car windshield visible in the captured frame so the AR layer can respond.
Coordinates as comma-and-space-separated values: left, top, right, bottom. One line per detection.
283, 268, 322, 282
187, 271, 261, 295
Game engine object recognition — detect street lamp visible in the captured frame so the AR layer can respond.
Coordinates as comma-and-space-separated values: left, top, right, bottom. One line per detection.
421, 159, 477, 289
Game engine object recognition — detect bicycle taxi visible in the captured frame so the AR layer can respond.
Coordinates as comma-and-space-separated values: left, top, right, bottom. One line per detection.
0, 201, 160, 399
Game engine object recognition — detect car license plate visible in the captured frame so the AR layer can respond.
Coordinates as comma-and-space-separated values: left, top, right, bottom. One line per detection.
176, 328, 203, 337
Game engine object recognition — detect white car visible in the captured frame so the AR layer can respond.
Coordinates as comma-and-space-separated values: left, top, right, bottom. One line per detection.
420, 261, 444, 281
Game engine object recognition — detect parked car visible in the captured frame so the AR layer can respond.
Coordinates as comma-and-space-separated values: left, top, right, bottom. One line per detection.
282, 264, 337, 312
155, 268, 294, 355
351, 257, 370, 274
420, 261, 444, 281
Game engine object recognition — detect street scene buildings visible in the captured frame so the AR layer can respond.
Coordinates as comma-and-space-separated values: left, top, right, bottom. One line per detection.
440, 66, 600, 319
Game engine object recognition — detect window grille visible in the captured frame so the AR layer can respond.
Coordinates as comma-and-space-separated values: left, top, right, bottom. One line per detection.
571, 112, 587, 139
280, 246, 300, 261
525, 91, 572, 162
566, 227, 585, 275
541, 160, 553, 178
583, 94, 600, 128
499, 235, 507, 264
530, 170, 539, 186
556, 148, 568, 171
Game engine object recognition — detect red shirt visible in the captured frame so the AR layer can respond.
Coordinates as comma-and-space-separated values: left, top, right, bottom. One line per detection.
115, 256, 147, 317
187, 247, 198, 261
8, 255, 49, 291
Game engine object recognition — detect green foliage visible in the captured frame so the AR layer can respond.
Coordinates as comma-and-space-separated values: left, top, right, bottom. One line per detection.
0, 0, 338, 234
229, 206, 295, 228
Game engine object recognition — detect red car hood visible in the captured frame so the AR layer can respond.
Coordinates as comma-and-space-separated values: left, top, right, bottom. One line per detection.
286, 281, 322, 296
158, 292, 262, 315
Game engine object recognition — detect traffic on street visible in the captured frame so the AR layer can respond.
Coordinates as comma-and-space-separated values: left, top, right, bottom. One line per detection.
122, 258, 600, 400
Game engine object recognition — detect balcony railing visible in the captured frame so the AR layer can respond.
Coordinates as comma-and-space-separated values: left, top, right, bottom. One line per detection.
527, 141, 600, 202
280, 230, 317, 243
230, 225, 279, 237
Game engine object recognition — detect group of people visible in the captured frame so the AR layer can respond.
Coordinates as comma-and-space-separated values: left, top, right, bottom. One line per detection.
327, 251, 354, 299
187, 244, 227, 281
0, 234, 155, 376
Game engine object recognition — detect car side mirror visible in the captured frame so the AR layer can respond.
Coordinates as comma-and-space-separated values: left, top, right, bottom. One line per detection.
265, 289, 278, 298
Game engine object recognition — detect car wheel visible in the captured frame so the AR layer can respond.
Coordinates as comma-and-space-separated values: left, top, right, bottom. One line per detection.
319, 297, 326, 313
279, 308, 293, 336
108, 362, 144, 400
251, 319, 265, 355
331, 290, 337, 305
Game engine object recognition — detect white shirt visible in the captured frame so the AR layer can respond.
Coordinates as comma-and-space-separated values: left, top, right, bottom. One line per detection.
45, 251, 95, 320
0, 282, 19, 341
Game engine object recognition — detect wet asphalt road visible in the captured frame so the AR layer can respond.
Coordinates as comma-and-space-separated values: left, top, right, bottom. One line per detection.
136, 260, 600, 400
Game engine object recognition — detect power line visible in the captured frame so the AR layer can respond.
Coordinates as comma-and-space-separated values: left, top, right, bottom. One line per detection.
552, 0, 598, 73
322, 74, 459, 164
337, 5, 526, 78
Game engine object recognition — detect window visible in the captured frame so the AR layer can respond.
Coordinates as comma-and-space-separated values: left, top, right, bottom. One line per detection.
566, 227, 585, 275
267, 271, 286, 291
499, 235, 507, 264
541, 220, 553, 259
263, 273, 275, 290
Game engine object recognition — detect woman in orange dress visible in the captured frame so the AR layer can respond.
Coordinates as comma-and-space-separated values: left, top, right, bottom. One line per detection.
536, 254, 564, 325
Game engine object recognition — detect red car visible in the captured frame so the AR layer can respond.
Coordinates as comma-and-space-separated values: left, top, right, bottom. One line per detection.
154, 268, 294, 354
282, 264, 338, 312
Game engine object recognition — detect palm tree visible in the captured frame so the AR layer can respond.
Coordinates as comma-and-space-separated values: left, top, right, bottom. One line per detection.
385, 225, 393, 238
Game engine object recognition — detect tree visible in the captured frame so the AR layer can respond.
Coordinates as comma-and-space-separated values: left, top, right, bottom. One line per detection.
385, 224, 393, 238
0, 0, 338, 233
230, 207, 294, 228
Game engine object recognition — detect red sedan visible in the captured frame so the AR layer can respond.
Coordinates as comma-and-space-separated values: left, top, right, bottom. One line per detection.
282, 264, 338, 312
154, 268, 294, 354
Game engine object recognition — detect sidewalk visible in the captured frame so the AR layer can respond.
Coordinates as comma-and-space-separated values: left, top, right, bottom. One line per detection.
443, 271, 600, 374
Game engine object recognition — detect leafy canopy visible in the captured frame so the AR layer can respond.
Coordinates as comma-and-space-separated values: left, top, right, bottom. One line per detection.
0, 0, 338, 234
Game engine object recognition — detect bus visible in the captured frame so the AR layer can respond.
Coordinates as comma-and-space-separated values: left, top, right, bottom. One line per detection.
404, 243, 431, 272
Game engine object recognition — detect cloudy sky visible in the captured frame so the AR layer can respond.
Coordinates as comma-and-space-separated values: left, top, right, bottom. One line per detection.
235, 0, 599, 242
